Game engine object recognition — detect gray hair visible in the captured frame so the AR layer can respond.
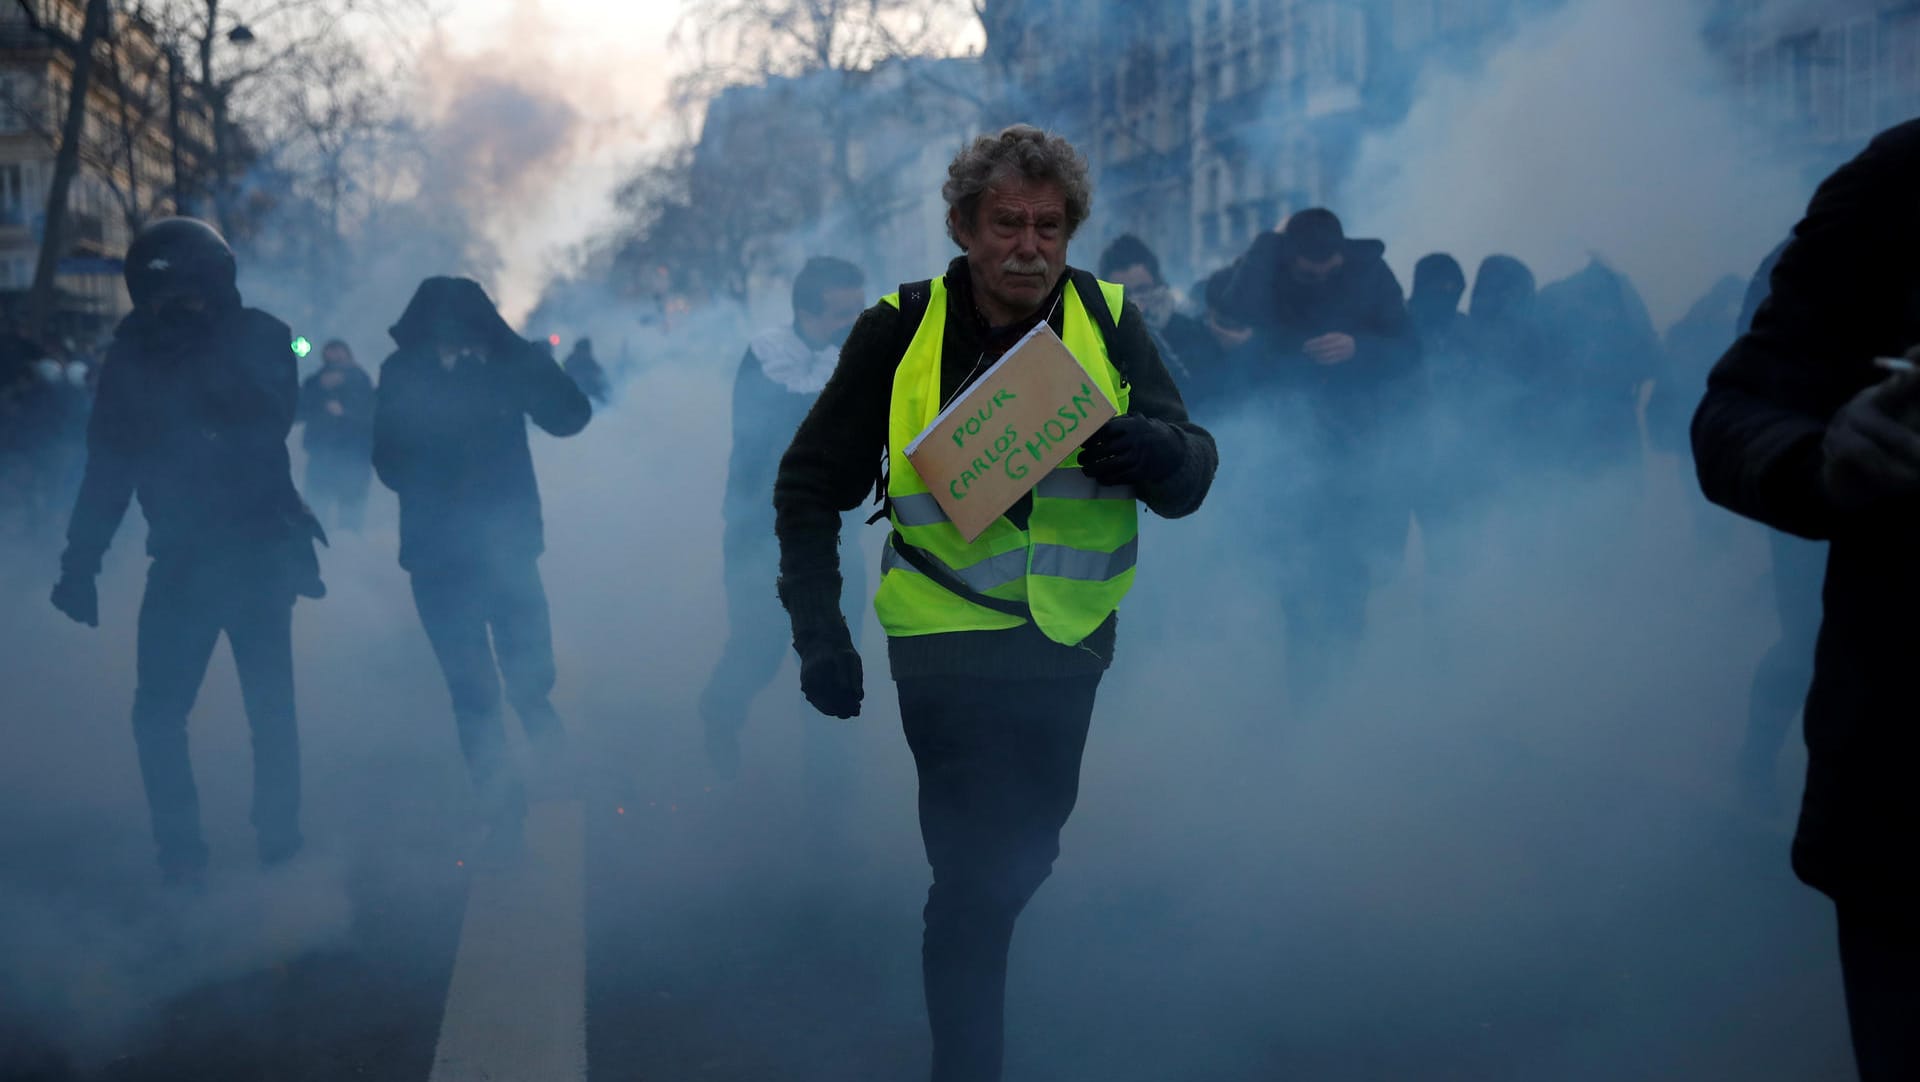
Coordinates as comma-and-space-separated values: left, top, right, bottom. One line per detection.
942, 125, 1093, 248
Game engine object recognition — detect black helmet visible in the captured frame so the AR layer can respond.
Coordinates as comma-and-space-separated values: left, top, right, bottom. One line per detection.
125, 217, 237, 309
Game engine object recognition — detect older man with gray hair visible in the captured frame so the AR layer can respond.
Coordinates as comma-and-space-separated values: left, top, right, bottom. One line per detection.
774, 125, 1217, 1081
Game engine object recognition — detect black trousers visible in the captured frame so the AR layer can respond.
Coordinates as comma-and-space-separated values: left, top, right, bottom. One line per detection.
898, 673, 1101, 1082
1838, 903, 1920, 1081
132, 555, 300, 873
409, 557, 562, 821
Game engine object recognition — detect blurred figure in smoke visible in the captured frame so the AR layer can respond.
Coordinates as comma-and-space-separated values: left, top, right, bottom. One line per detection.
373, 277, 591, 855
1651, 273, 1752, 555
1217, 207, 1420, 712
1465, 254, 1549, 475
1097, 234, 1211, 405
1535, 256, 1663, 474
0, 340, 45, 544
10, 343, 91, 539
51, 218, 324, 886
1406, 253, 1478, 601
297, 339, 375, 534
563, 337, 612, 407
700, 256, 867, 781
1693, 120, 1920, 1081
775, 125, 1216, 1082
1408, 253, 1468, 356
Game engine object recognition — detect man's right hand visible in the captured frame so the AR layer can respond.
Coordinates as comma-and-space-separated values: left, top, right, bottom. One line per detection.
1822, 374, 1920, 511
796, 630, 863, 719
51, 574, 98, 628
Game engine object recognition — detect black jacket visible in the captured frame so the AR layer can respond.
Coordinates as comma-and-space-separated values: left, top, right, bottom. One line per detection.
299, 361, 375, 457
1218, 233, 1421, 453
372, 278, 592, 574
1692, 118, 1920, 909
775, 258, 1218, 681
62, 303, 305, 577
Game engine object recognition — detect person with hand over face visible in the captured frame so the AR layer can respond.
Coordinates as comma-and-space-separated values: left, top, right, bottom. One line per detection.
1215, 207, 1420, 713
52, 217, 323, 887
772, 125, 1217, 1082
373, 277, 590, 858
1691, 118, 1920, 1082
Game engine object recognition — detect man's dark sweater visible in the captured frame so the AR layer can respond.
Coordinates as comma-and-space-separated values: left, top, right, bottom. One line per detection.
774, 257, 1218, 681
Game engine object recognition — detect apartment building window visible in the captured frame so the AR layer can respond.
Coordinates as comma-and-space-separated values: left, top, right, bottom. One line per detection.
1847, 19, 1877, 139
1809, 27, 1845, 141
0, 72, 30, 133
1298, 3, 1368, 93
1392, 0, 1435, 52
1879, 8, 1920, 133
1437, 0, 1500, 36
1769, 31, 1819, 133
0, 162, 27, 228
0, 256, 33, 290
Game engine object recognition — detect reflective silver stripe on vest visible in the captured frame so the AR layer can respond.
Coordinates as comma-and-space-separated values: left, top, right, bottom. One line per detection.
882, 541, 1029, 593
1034, 471, 1135, 502
1031, 537, 1138, 582
890, 492, 949, 527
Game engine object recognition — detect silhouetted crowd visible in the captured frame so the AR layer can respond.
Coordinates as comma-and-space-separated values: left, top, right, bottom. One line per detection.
1094, 209, 1779, 715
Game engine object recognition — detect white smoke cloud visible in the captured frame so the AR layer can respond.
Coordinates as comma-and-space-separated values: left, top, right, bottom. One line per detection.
1345, 0, 1813, 328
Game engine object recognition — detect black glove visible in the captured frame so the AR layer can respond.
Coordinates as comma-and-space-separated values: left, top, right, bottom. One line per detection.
795, 627, 863, 719
1821, 374, 1920, 512
1079, 415, 1182, 487
51, 574, 99, 628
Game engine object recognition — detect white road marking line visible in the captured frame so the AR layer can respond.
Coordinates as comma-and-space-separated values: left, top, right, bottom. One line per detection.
429, 801, 587, 1082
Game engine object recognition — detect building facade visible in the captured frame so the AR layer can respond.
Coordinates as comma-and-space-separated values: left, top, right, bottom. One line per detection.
1709, 0, 1920, 176
984, 0, 1558, 287
0, 0, 211, 335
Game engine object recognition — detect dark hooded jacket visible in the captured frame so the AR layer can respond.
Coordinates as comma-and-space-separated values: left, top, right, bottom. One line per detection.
1692, 118, 1920, 910
372, 277, 592, 574
1535, 258, 1663, 469
61, 301, 306, 577
299, 355, 375, 458
1216, 230, 1421, 453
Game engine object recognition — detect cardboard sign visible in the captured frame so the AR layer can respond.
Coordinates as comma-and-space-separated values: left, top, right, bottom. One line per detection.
906, 322, 1118, 542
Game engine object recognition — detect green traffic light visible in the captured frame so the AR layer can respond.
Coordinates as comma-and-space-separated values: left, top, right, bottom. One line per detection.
291, 336, 312, 359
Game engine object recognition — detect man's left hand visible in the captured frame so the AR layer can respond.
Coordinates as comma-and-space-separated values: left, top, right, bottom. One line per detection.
1080, 415, 1182, 487
1305, 333, 1357, 366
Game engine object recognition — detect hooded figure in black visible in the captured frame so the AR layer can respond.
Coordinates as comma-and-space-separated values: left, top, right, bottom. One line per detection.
51, 217, 322, 885
1463, 254, 1549, 475
1407, 253, 1483, 590
373, 277, 591, 849
1692, 119, 1920, 1082
1216, 208, 1420, 711
1536, 256, 1663, 474
298, 338, 376, 532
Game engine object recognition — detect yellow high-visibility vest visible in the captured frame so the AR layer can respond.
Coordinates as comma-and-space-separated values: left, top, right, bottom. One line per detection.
874, 273, 1137, 646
